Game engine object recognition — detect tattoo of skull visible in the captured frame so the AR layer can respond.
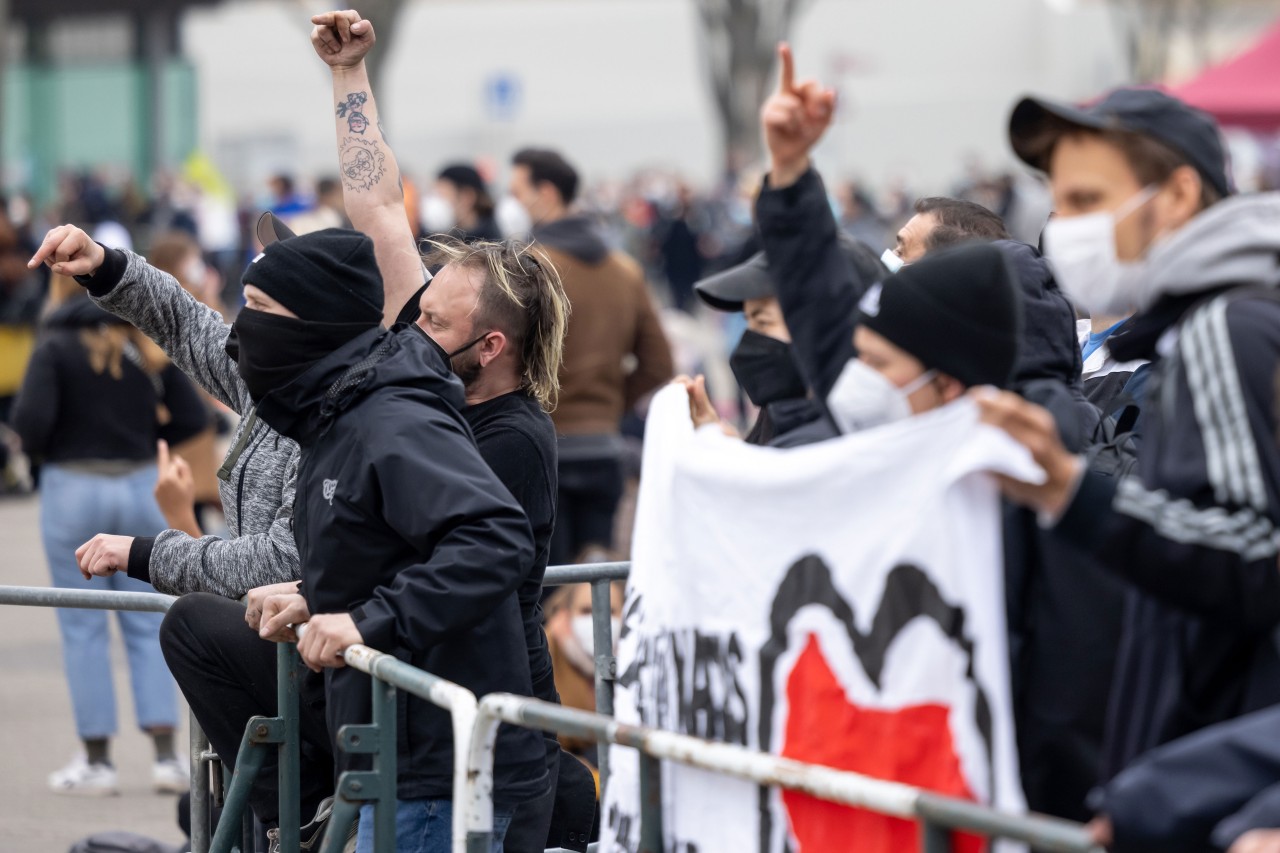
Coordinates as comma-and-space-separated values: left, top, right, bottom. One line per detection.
340, 137, 386, 192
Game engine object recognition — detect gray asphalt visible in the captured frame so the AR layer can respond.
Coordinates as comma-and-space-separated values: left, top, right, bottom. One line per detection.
0, 494, 190, 852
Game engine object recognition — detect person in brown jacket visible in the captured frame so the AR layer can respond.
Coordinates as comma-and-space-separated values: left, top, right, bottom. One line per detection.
510, 148, 673, 565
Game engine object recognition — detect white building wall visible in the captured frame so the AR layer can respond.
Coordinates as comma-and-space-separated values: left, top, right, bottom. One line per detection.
181, 0, 1128, 195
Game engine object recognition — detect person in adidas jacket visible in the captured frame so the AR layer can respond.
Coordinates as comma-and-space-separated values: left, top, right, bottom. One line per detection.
985, 88, 1280, 822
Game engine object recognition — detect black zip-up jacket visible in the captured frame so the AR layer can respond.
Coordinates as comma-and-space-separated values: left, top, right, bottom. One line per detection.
255, 323, 546, 805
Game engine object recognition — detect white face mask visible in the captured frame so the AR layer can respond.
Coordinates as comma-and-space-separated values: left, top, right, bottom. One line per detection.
1042, 185, 1157, 316
880, 248, 906, 274
827, 359, 937, 434
571, 613, 621, 655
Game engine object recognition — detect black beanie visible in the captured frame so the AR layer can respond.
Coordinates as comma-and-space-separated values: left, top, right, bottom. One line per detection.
857, 243, 1021, 389
241, 228, 384, 324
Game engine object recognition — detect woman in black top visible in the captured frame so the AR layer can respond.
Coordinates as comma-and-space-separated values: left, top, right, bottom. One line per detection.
12, 281, 207, 796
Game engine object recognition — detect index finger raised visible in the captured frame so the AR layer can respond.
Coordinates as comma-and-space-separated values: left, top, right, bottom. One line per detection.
28, 226, 71, 269
156, 439, 170, 469
778, 42, 796, 94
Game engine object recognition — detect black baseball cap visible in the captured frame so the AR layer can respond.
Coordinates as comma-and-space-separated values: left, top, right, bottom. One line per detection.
695, 235, 888, 312
1008, 87, 1232, 198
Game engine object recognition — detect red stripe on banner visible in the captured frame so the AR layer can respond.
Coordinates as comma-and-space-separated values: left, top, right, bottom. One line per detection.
780, 635, 986, 853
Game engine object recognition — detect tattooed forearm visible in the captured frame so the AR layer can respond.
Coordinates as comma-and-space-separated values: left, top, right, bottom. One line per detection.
336, 91, 370, 134
340, 137, 386, 192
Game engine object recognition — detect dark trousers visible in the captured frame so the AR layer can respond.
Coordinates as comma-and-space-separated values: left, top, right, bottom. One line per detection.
550, 457, 624, 566
160, 593, 334, 828
502, 737, 560, 853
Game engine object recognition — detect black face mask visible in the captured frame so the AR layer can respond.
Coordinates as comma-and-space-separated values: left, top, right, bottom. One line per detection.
409, 323, 488, 384
729, 329, 807, 407
228, 309, 375, 402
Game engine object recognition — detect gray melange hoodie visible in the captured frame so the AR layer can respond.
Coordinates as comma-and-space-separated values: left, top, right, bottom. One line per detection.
92, 250, 300, 598
1122, 192, 1280, 312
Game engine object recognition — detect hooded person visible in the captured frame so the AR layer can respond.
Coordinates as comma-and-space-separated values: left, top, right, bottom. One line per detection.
31, 222, 549, 851
981, 87, 1280, 851
228, 227, 550, 851
507, 147, 673, 566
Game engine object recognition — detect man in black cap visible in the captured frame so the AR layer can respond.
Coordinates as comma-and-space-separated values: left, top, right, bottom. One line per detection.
981, 84, 1280, 846
687, 237, 882, 446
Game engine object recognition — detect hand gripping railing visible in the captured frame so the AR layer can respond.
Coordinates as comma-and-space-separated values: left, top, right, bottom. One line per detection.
323, 638, 479, 853
0, 586, 215, 853
464, 694, 1104, 853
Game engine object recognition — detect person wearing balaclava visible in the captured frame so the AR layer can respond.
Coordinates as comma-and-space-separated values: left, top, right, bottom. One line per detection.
214, 227, 550, 852
29, 223, 550, 852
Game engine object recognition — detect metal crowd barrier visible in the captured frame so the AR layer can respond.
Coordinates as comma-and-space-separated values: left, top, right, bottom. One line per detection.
0, 585, 215, 853
465, 695, 1102, 853
1, 562, 1102, 853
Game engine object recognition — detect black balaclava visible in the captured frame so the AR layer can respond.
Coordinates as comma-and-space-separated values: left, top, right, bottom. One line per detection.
230, 228, 385, 401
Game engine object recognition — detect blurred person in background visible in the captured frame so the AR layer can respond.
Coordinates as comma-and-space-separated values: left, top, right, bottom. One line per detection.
0, 202, 43, 492
286, 177, 353, 235
835, 180, 889, 252
544, 581, 623, 773
10, 274, 208, 796
435, 163, 503, 243
510, 147, 674, 565
267, 173, 309, 218
653, 183, 705, 312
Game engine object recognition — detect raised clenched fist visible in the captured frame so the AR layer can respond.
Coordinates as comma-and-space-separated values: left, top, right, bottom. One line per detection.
310, 10, 376, 70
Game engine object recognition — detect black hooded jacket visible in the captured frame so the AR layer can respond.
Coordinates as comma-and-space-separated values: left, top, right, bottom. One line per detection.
254, 324, 546, 805
994, 240, 1128, 822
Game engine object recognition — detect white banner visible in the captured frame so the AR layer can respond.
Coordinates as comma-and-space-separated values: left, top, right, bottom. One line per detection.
600, 385, 1038, 853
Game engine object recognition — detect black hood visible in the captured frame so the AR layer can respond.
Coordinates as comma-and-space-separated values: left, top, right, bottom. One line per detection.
43, 297, 129, 330
532, 214, 610, 264
992, 240, 1100, 452
992, 240, 1082, 388
255, 324, 468, 445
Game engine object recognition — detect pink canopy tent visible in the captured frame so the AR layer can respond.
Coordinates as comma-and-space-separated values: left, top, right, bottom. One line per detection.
1173, 20, 1280, 132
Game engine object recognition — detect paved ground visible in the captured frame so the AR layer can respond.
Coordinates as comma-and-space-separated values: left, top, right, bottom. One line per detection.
0, 494, 190, 852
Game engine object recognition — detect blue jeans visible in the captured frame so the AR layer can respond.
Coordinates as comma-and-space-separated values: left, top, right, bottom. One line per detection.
357, 800, 514, 853
40, 464, 178, 739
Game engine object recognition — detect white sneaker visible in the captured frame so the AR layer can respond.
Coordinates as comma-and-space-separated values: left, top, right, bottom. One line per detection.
152, 755, 190, 794
48, 755, 119, 797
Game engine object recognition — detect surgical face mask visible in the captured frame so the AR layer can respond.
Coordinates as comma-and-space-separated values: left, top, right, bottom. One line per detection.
571, 613, 621, 655
880, 248, 906, 274
1042, 185, 1157, 316
827, 359, 937, 434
